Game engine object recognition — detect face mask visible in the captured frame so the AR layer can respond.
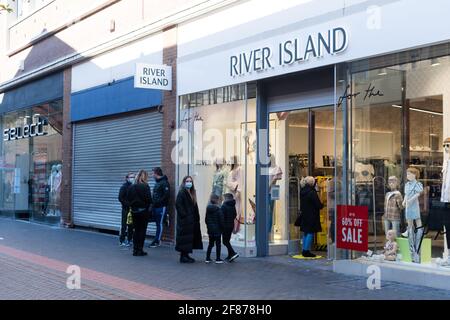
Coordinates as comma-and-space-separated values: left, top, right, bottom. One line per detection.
185, 182, 193, 189
128, 178, 135, 184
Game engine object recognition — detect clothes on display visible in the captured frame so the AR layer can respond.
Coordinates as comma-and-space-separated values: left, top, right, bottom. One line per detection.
441, 138, 450, 203
355, 162, 375, 183
226, 161, 243, 225
384, 191, 403, 236
384, 230, 398, 261
404, 180, 423, 220
212, 165, 228, 198
47, 163, 62, 216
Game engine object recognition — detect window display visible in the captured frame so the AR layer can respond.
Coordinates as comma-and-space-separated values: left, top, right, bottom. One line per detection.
0, 100, 63, 224
178, 84, 257, 254
336, 48, 450, 270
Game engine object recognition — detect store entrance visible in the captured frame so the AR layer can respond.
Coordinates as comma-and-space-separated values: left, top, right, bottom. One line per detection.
269, 105, 336, 256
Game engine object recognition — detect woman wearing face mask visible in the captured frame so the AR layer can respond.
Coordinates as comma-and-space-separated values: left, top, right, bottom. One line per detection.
175, 176, 203, 263
118, 172, 135, 246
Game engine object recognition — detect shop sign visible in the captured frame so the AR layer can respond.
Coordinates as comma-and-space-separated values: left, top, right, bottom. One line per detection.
336, 205, 368, 252
3, 118, 48, 141
134, 63, 172, 91
229, 27, 348, 77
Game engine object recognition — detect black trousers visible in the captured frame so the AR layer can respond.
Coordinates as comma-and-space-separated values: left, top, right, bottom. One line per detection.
132, 212, 149, 253
120, 206, 133, 243
206, 235, 222, 260
222, 230, 236, 258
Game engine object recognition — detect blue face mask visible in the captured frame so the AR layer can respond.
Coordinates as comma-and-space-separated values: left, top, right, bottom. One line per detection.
185, 182, 193, 189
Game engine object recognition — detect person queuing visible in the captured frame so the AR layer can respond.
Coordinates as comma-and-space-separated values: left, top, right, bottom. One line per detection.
205, 194, 224, 264
221, 193, 239, 262
118, 172, 135, 247
127, 170, 153, 256
299, 176, 324, 258
175, 176, 203, 263
149, 167, 170, 248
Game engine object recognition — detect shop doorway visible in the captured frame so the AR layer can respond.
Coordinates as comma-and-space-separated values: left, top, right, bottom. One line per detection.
269, 105, 338, 256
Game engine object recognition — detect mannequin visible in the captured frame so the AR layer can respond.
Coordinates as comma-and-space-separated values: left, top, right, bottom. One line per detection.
226, 156, 243, 231
47, 165, 58, 215
383, 176, 403, 237
402, 167, 424, 263
384, 229, 398, 261
212, 159, 227, 200
268, 154, 283, 235
440, 138, 450, 263
54, 164, 62, 216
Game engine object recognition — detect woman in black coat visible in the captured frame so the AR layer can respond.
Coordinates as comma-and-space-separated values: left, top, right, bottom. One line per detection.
127, 170, 152, 257
299, 176, 324, 258
175, 176, 203, 263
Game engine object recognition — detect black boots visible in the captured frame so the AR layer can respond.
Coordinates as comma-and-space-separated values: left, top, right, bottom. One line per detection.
302, 250, 316, 258
180, 253, 195, 263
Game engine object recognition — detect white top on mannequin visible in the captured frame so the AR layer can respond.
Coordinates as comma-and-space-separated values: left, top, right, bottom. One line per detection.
441, 143, 450, 203
48, 165, 57, 191
54, 164, 62, 193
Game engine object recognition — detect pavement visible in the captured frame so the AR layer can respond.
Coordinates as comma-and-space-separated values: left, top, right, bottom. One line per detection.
1, 217, 450, 300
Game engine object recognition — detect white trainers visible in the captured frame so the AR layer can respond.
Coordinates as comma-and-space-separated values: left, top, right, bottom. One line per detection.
229, 253, 240, 262
215, 259, 224, 264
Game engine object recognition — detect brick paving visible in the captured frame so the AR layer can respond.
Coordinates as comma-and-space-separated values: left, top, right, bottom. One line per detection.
1, 218, 450, 300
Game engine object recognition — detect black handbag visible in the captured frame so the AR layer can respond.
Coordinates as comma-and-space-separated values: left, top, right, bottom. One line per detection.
294, 211, 302, 227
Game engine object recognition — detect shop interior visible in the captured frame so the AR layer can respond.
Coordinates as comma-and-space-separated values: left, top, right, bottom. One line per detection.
269, 106, 339, 255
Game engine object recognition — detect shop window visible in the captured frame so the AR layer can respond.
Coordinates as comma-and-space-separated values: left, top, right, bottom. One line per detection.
178, 84, 257, 254
0, 100, 63, 224
336, 50, 450, 268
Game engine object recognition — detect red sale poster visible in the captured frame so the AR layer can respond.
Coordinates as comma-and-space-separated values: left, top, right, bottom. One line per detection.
336, 205, 369, 252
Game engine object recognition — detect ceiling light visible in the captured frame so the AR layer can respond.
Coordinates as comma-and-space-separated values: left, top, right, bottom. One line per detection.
431, 58, 441, 67
378, 68, 387, 76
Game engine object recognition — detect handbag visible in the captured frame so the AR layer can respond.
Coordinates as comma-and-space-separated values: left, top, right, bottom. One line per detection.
294, 211, 302, 227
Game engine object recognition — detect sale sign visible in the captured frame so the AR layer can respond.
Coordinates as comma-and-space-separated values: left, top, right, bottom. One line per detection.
336, 205, 369, 252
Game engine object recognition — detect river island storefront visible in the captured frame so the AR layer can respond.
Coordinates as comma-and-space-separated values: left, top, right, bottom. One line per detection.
175, 0, 450, 289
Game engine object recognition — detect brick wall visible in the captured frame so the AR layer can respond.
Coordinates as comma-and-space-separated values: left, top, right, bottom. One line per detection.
161, 26, 178, 243
60, 67, 73, 227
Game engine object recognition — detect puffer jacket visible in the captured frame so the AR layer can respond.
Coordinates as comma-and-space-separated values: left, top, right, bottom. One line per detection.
221, 199, 237, 232
205, 204, 224, 236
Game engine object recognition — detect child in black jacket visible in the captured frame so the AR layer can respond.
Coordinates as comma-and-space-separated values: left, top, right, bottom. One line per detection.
205, 194, 224, 264
221, 193, 239, 262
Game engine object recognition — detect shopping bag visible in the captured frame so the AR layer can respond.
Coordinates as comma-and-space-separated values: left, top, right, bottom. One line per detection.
233, 218, 240, 234
126, 209, 133, 225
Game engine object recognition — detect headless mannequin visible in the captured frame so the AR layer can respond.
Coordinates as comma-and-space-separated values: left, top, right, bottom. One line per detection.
402, 168, 424, 263
226, 156, 242, 231
48, 165, 58, 215
54, 164, 62, 216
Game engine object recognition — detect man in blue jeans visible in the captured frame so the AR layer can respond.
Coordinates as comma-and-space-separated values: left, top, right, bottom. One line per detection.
149, 167, 170, 248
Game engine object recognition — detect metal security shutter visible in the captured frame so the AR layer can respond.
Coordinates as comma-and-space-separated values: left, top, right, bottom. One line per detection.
73, 111, 162, 235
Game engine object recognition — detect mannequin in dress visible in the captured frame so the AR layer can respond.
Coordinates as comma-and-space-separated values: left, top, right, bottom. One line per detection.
226, 156, 243, 230
440, 137, 450, 263
383, 176, 403, 237
402, 167, 424, 263
212, 159, 227, 201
